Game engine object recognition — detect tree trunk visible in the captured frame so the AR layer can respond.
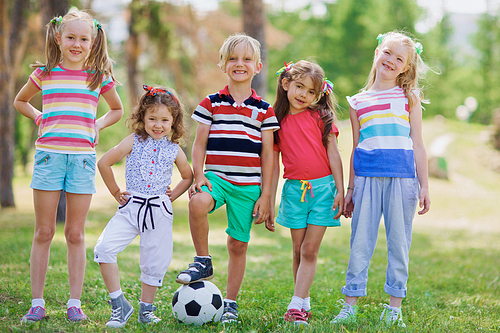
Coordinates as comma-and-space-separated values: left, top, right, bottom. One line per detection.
241, 0, 267, 98
41, 0, 68, 221
0, 0, 30, 207
126, 0, 141, 107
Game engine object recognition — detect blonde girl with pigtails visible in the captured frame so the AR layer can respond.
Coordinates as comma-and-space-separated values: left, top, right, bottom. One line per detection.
270, 60, 344, 326
14, 9, 123, 323
331, 31, 431, 328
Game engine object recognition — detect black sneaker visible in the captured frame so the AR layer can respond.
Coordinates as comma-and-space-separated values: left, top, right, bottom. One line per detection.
175, 256, 214, 284
220, 301, 238, 324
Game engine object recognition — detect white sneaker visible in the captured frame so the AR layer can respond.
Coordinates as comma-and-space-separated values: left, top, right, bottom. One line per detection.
330, 299, 358, 324
380, 304, 406, 328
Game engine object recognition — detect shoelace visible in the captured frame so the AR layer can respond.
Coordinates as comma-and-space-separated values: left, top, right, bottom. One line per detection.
336, 303, 354, 319
142, 311, 157, 320
381, 304, 400, 321
109, 306, 123, 321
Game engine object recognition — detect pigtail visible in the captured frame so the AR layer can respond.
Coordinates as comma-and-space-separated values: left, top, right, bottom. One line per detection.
310, 92, 338, 148
273, 71, 292, 145
85, 22, 115, 91
31, 17, 63, 75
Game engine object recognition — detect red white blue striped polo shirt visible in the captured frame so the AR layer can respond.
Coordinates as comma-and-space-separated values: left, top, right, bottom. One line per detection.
192, 86, 279, 185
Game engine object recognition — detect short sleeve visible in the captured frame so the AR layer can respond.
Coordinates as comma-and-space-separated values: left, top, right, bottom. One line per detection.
261, 105, 280, 132
100, 75, 115, 94
346, 95, 356, 110
29, 68, 44, 90
191, 96, 214, 125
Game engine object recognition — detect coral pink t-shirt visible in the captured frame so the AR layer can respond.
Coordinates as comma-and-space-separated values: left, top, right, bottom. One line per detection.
274, 109, 339, 180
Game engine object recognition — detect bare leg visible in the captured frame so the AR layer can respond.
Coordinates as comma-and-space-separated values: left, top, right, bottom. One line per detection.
99, 263, 121, 293
225, 236, 248, 300
64, 192, 92, 300
345, 296, 360, 306
31, 190, 60, 299
389, 296, 403, 307
292, 225, 327, 299
141, 283, 158, 304
290, 228, 306, 285
188, 192, 215, 256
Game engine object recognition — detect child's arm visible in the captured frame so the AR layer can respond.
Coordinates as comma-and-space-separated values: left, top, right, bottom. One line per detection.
267, 150, 280, 232
188, 123, 212, 197
344, 106, 360, 218
409, 101, 431, 215
13, 80, 41, 122
327, 132, 344, 219
169, 148, 193, 202
97, 134, 134, 205
94, 86, 124, 145
253, 129, 274, 225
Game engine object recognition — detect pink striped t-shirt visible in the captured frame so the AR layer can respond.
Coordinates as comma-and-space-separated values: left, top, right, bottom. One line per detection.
30, 66, 115, 154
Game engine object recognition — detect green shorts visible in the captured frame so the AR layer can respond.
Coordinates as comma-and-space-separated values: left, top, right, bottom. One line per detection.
202, 171, 261, 243
276, 174, 340, 229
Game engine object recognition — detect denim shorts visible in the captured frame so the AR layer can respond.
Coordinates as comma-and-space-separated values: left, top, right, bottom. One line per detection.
201, 171, 261, 243
276, 174, 340, 229
30, 149, 96, 194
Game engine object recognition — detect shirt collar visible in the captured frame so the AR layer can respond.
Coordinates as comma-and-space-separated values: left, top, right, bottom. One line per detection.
218, 85, 262, 103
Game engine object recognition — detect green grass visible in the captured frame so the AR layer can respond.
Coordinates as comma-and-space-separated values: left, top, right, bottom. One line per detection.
1, 119, 500, 332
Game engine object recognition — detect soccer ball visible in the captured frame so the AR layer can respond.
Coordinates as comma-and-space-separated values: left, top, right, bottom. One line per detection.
171, 281, 224, 326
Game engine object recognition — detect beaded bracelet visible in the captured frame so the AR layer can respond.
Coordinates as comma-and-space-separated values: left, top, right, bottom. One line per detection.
347, 187, 354, 190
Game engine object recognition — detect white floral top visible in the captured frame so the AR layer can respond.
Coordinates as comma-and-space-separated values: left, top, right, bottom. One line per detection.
125, 134, 179, 195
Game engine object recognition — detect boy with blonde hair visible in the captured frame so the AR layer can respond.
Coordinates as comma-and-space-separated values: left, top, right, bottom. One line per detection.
176, 33, 279, 323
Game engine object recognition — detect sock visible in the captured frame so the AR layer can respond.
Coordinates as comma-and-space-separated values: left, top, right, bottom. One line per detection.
109, 289, 123, 299
140, 301, 152, 306
302, 297, 311, 312
195, 255, 211, 259
224, 298, 236, 304
67, 299, 81, 309
287, 296, 303, 311
32, 298, 45, 308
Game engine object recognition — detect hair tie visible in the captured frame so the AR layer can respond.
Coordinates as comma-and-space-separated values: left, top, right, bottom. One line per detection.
414, 42, 423, 55
276, 61, 294, 76
143, 84, 178, 103
376, 33, 423, 55
322, 78, 334, 96
93, 19, 102, 30
376, 33, 386, 45
50, 16, 62, 26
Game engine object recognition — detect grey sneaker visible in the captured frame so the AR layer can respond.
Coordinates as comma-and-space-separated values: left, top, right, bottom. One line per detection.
220, 301, 238, 324
138, 303, 161, 324
176, 256, 214, 284
330, 299, 358, 324
106, 294, 134, 328
380, 304, 406, 328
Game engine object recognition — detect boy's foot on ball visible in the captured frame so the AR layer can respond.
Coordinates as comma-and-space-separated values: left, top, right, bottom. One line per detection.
176, 256, 214, 284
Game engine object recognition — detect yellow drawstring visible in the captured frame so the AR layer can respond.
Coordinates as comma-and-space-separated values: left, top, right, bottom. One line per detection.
300, 180, 314, 202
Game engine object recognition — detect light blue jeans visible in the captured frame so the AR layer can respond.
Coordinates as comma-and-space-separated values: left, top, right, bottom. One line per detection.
341, 176, 419, 298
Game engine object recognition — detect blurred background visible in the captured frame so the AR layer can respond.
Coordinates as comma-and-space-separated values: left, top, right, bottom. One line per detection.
2, 0, 500, 209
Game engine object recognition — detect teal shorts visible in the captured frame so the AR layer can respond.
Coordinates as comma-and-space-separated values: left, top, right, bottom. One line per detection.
30, 149, 96, 194
276, 174, 340, 229
201, 171, 261, 243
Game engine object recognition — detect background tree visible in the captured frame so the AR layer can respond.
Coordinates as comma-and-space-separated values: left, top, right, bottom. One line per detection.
241, 0, 267, 97
0, 0, 30, 207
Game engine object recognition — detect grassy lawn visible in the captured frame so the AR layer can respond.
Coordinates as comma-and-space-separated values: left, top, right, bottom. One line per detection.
1, 118, 500, 332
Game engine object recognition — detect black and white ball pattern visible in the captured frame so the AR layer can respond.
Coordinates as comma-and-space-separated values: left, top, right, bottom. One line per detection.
172, 280, 223, 326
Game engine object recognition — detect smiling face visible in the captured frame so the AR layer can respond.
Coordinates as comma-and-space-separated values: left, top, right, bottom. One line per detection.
144, 105, 174, 140
282, 75, 318, 114
375, 41, 410, 83
56, 19, 93, 70
222, 42, 262, 85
